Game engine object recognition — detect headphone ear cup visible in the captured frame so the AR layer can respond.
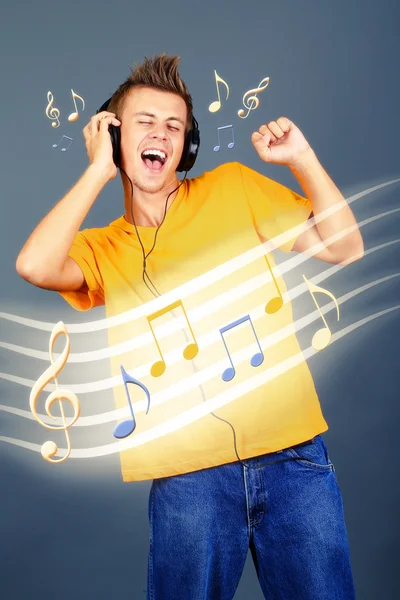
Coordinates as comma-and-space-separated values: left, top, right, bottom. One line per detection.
176, 118, 200, 172
96, 98, 121, 167
176, 130, 191, 172
108, 124, 121, 166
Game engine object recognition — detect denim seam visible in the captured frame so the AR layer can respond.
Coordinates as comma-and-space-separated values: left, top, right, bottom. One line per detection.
148, 487, 154, 600
252, 466, 266, 530
243, 465, 251, 538
285, 446, 335, 471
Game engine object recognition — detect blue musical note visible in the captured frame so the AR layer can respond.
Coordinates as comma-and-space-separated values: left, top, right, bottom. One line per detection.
213, 125, 235, 152
219, 315, 264, 382
52, 135, 73, 152
113, 365, 151, 439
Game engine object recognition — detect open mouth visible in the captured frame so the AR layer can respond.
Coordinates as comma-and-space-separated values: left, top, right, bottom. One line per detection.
141, 149, 168, 173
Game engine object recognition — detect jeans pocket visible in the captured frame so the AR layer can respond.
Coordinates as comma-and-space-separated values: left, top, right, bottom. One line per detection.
285, 435, 335, 471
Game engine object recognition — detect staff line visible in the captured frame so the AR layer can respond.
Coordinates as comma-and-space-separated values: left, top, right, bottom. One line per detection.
0, 213, 398, 365
1, 304, 398, 459
0, 261, 396, 394
0, 177, 399, 332
1, 272, 398, 427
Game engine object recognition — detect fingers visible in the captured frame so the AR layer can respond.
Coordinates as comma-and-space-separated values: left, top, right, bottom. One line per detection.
257, 118, 293, 144
82, 112, 121, 139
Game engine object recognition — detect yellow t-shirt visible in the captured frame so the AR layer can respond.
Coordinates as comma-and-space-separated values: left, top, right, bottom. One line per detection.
59, 161, 328, 481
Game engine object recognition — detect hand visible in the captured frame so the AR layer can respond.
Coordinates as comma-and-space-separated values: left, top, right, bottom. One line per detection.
251, 117, 312, 167
82, 112, 121, 181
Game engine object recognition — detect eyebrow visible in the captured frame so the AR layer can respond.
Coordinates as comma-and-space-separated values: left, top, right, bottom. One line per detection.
132, 111, 185, 127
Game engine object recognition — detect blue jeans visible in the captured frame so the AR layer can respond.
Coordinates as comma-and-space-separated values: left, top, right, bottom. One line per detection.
147, 434, 356, 599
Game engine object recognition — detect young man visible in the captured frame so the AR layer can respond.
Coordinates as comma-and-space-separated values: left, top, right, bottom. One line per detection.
16, 54, 362, 599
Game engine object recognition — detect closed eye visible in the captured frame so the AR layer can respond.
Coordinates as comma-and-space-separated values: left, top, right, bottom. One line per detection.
138, 120, 180, 132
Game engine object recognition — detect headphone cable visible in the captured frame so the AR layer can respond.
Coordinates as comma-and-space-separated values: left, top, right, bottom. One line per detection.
118, 165, 317, 471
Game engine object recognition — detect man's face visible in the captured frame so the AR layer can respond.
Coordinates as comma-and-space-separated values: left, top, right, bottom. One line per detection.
119, 86, 187, 194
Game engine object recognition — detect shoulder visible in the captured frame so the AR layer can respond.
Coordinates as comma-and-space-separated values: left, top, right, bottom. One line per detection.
192, 161, 244, 187
72, 222, 119, 249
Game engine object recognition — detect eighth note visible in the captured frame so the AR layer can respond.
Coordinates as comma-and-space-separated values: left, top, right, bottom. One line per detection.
264, 254, 284, 314
147, 300, 199, 377
303, 274, 340, 351
113, 365, 151, 439
208, 70, 230, 113
68, 89, 85, 122
213, 125, 235, 152
52, 135, 73, 152
219, 315, 264, 382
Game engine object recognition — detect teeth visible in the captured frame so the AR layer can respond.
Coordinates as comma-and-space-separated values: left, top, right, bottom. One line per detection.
142, 149, 166, 160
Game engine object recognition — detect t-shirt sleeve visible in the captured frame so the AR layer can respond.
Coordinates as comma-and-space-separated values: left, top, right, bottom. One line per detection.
237, 162, 312, 252
57, 229, 105, 311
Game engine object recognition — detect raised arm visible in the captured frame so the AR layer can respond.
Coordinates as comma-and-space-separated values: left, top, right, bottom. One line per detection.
16, 111, 120, 291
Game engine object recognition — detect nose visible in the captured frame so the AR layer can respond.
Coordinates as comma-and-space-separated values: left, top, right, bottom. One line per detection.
149, 124, 168, 140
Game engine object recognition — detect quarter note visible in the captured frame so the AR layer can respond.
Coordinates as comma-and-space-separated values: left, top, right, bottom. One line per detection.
219, 315, 264, 382
238, 77, 270, 119
45, 91, 61, 128
303, 274, 340, 350
264, 254, 284, 314
147, 300, 199, 377
113, 365, 151, 439
208, 70, 230, 113
52, 135, 73, 152
213, 125, 235, 152
68, 89, 85, 122
29, 321, 81, 464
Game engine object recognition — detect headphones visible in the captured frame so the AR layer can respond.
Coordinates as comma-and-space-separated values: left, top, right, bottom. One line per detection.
96, 97, 200, 172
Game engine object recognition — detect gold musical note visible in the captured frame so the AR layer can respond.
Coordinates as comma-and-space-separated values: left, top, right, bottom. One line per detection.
68, 89, 85, 122
208, 70, 230, 113
45, 91, 61, 128
29, 321, 80, 463
264, 255, 283, 314
303, 275, 340, 350
238, 77, 270, 119
147, 300, 199, 377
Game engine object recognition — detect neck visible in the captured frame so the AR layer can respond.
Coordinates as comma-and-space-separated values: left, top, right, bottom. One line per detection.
122, 172, 182, 227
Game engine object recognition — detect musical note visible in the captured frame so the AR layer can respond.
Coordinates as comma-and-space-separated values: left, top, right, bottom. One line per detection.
52, 135, 73, 152
238, 77, 270, 119
264, 254, 283, 314
68, 89, 85, 122
208, 70, 230, 113
303, 275, 340, 351
147, 300, 199, 377
29, 321, 80, 463
45, 91, 61, 128
219, 315, 264, 382
113, 365, 151, 439
213, 125, 235, 152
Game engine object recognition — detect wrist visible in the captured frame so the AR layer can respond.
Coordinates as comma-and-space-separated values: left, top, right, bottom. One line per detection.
289, 147, 318, 173
87, 162, 114, 184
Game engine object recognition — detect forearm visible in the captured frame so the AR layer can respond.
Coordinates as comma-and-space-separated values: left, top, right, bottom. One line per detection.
290, 148, 364, 256
16, 164, 109, 279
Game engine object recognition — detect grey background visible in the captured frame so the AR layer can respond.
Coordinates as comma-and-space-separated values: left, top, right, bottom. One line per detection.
1, 0, 399, 598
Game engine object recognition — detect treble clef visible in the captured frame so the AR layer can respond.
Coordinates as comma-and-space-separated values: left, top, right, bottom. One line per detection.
45, 91, 61, 128
29, 321, 80, 464
238, 77, 270, 119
